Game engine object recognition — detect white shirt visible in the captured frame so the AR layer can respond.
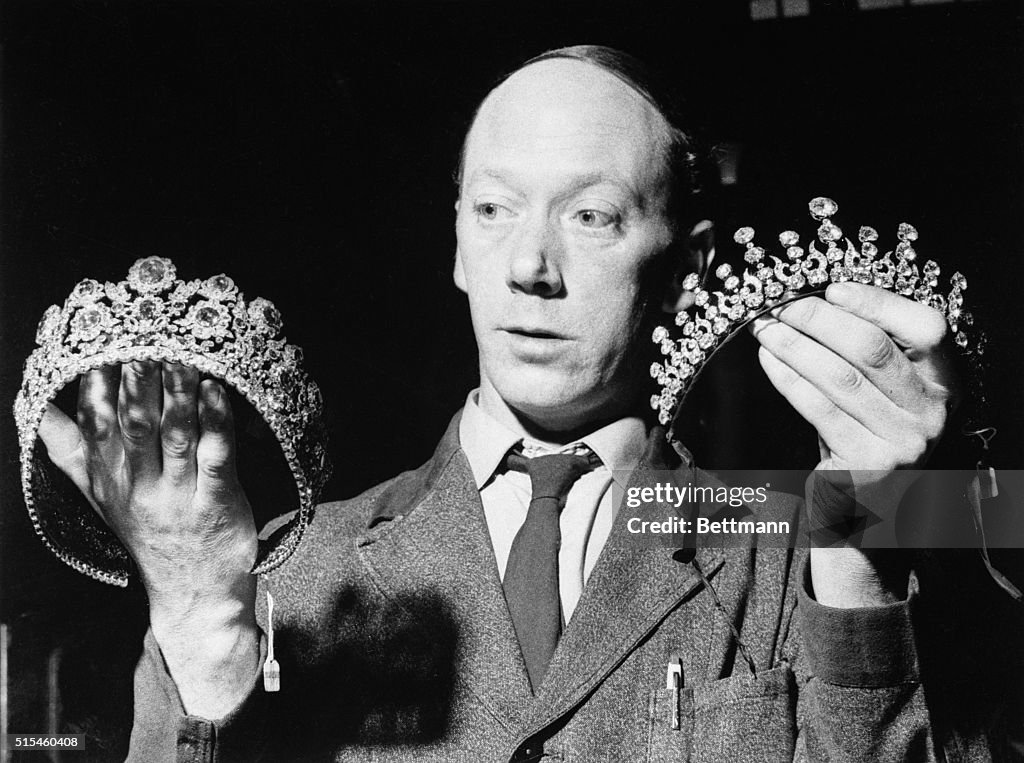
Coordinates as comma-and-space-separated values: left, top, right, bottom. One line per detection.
458, 391, 648, 622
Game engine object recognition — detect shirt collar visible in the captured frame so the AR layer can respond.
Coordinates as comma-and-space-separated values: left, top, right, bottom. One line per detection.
458, 389, 649, 491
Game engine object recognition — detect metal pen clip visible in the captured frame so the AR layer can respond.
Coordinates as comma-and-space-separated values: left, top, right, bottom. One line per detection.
665, 656, 683, 730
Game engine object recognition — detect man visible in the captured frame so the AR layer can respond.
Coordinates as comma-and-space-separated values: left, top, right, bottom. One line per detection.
38, 46, 995, 761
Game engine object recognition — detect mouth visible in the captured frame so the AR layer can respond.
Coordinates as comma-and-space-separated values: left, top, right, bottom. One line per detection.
502, 327, 569, 340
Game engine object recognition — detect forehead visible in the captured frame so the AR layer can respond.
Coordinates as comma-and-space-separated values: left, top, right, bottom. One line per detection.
462, 59, 672, 195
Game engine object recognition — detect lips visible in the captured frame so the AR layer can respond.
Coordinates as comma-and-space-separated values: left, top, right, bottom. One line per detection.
502, 327, 569, 340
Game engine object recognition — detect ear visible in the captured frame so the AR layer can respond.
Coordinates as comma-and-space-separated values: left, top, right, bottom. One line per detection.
453, 246, 468, 293
453, 200, 469, 293
662, 219, 714, 314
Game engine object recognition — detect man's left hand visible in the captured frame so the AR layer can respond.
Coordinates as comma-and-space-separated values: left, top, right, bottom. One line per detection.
751, 282, 959, 607
751, 281, 957, 475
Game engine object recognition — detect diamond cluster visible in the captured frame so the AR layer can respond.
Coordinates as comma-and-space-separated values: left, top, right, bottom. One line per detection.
14, 256, 332, 586
650, 198, 970, 428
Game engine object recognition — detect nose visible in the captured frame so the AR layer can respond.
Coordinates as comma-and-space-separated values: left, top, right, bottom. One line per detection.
507, 216, 563, 297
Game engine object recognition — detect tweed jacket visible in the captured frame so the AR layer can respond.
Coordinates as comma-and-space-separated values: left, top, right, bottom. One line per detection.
128, 413, 1005, 762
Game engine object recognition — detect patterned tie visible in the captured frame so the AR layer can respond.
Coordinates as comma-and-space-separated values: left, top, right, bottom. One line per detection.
502, 450, 599, 692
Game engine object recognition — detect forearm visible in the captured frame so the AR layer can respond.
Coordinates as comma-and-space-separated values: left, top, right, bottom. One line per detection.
810, 547, 910, 608
148, 574, 261, 719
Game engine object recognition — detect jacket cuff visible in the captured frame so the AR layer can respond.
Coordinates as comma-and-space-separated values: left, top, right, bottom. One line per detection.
798, 556, 920, 688
130, 627, 270, 763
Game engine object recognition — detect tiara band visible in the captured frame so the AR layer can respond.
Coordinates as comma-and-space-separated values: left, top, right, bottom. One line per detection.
650, 197, 972, 436
14, 256, 332, 587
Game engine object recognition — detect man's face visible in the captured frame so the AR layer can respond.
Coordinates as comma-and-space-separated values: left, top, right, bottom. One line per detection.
455, 59, 676, 433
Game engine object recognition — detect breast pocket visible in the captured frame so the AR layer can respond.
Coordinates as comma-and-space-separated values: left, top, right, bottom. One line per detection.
647, 665, 796, 763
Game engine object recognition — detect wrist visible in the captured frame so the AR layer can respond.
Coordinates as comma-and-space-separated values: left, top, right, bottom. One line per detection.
810, 547, 911, 608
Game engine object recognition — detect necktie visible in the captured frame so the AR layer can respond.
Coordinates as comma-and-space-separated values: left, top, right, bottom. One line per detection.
502, 450, 599, 692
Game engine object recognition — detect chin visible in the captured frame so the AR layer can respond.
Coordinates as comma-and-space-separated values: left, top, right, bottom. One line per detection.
491, 366, 616, 432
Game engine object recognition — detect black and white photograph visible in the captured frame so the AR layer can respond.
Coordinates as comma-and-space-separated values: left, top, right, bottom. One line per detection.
1, 0, 1023, 760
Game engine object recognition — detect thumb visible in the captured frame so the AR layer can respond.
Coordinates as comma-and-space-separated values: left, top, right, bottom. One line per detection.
38, 402, 103, 516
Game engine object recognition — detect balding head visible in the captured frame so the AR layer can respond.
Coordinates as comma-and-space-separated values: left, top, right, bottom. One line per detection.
452, 48, 701, 436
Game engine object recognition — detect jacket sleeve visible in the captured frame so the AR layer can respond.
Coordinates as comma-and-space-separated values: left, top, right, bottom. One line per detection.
787, 553, 1007, 762
128, 628, 275, 763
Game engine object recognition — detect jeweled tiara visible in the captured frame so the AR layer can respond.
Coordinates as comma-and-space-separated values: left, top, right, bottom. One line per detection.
14, 256, 332, 587
650, 197, 971, 433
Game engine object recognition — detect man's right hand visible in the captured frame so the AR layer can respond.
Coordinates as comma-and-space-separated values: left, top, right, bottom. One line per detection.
38, 361, 261, 719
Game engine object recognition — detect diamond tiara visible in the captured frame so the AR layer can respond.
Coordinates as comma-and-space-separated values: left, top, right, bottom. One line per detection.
650, 197, 971, 433
14, 256, 332, 587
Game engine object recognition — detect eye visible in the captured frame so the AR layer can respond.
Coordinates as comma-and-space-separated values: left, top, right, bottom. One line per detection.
573, 208, 619, 229
474, 202, 513, 222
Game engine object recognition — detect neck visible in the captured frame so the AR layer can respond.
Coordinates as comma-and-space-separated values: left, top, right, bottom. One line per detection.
476, 380, 639, 447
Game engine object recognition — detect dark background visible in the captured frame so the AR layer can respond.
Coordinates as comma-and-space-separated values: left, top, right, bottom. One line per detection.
1, 0, 1022, 758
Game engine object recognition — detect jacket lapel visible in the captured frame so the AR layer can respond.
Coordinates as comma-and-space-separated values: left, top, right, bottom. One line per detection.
524, 429, 725, 731
355, 414, 533, 736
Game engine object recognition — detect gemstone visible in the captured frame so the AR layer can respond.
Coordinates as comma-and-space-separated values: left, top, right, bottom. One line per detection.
860, 242, 877, 258
951, 272, 967, 290
674, 311, 690, 327
73, 279, 102, 300
652, 326, 669, 342
661, 340, 674, 355
744, 246, 765, 264
743, 292, 764, 308
208, 275, 234, 293
138, 298, 159, 320
650, 363, 662, 379
779, 231, 799, 247
697, 333, 715, 350
765, 282, 784, 298
724, 275, 740, 291
729, 304, 745, 320
786, 246, 804, 261
138, 258, 166, 284
715, 263, 732, 280
77, 308, 101, 330
928, 294, 947, 312
682, 273, 700, 291
650, 394, 660, 410
694, 291, 709, 307
734, 227, 755, 245
831, 266, 851, 282
955, 331, 969, 349
923, 261, 940, 277
818, 222, 842, 242
712, 317, 729, 334
262, 304, 282, 331
858, 226, 879, 243
808, 197, 838, 220
196, 305, 221, 327
914, 286, 931, 302
897, 223, 918, 242
807, 270, 828, 286
826, 244, 843, 262
269, 389, 289, 411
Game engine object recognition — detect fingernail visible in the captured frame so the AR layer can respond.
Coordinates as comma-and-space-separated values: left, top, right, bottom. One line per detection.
826, 282, 855, 305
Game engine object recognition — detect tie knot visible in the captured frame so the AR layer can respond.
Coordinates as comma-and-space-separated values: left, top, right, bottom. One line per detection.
505, 451, 599, 501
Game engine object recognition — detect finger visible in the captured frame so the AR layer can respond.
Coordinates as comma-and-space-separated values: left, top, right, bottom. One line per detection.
78, 365, 123, 472
752, 317, 909, 437
196, 380, 238, 489
39, 402, 104, 515
770, 295, 916, 407
161, 363, 200, 484
825, 283, 949, 358
118, 361, 163, 479
757, 346, 880, 464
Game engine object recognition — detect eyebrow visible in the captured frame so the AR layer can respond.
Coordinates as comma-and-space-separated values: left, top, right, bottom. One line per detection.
466, 168, 646, 209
